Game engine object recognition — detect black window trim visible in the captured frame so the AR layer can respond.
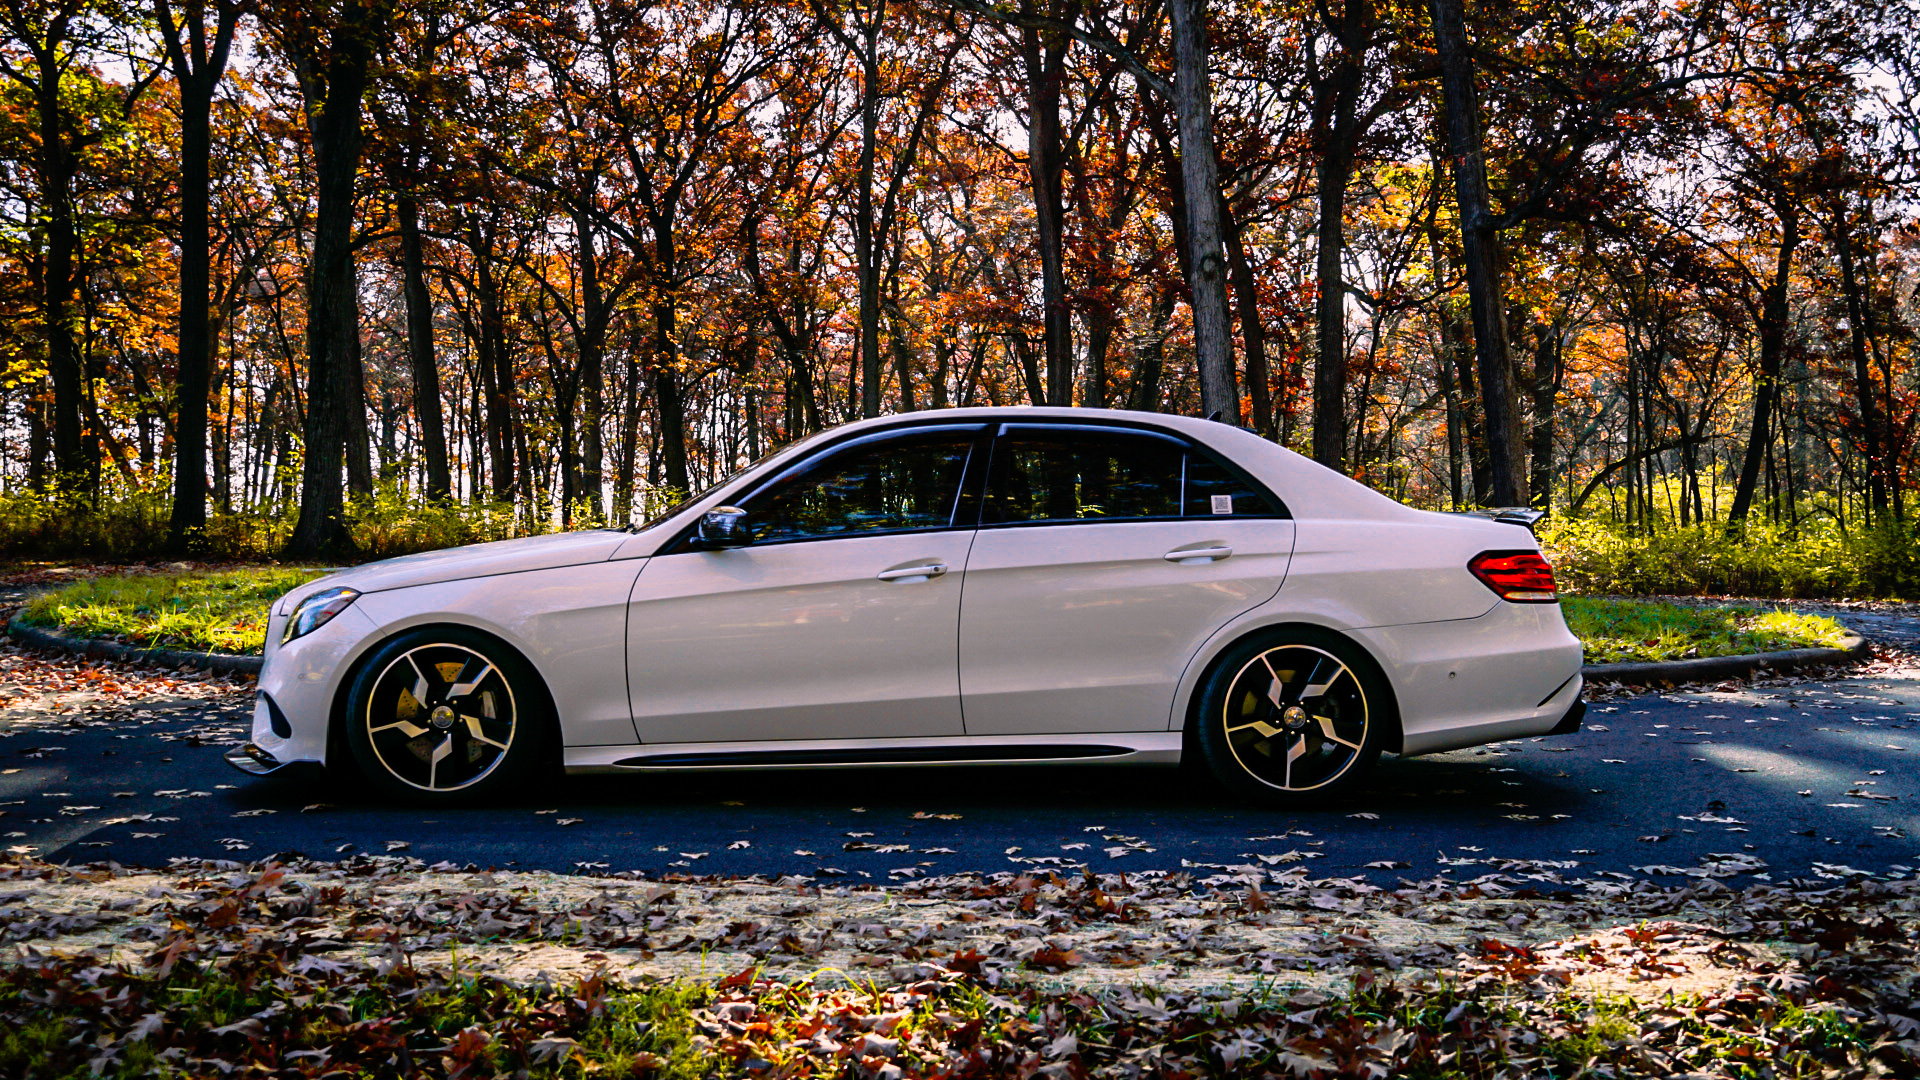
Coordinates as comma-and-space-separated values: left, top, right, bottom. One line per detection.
662, 422, 992, 553
976, 420, 1292, 530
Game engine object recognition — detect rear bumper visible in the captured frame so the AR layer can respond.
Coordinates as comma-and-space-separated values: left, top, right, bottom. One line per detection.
1547, 696, 1586, 736
1350, 601, 1585, 756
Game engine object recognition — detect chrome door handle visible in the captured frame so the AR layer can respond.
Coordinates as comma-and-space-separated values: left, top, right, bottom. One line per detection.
1164, 546, 1232, 564
876, 563, 948, 582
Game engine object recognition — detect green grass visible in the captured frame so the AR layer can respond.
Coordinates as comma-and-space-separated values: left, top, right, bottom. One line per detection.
15, 567, 1856, 665
1560, 596, 1850, 664
18, 567, 328, 655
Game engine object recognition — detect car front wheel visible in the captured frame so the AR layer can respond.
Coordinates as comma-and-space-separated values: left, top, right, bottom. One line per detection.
1193, 629, 1391, 804
343, 628, 554, 803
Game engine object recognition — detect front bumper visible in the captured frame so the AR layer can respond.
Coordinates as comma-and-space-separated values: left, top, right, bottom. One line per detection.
224, 742, 288, 775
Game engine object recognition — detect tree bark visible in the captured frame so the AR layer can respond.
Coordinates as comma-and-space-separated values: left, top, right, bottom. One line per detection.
853, 21, 884, 417
1224, 202, 1272, 437
573, 208, 608, 518
1168, 0, 1237, 421
397, 193, 451, 501
392, 13, 451, 503
1830, 206, 1888, 519
650, 217, 691, 492
1527, 319, 1562, 509
286, 0, 382, 559
1018, 3, 1077, 406
1429, 0, 1521, 505
17, 14, 90, 495
1309, 1, 1367, 469
157, 0, 239, 547
1727, 196, 1800, 527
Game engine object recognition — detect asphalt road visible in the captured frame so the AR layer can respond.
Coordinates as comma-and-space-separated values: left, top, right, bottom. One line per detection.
3, 646, 1917, 886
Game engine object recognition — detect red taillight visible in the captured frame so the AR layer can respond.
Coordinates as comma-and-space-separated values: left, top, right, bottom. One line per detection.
1469, 550, 1557, 603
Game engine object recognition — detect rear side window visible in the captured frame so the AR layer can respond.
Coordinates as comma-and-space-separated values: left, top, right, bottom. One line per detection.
986, 427, 1282, 524
1182, 453, 1280, 517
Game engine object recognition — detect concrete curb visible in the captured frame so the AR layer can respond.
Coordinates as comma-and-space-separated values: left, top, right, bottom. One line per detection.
1581, 631, 1871, 686
5, 618, 263, 677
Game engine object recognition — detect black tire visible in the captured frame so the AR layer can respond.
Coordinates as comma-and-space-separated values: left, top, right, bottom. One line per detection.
1192, 627, 1394, 805
342, 626, 556, 804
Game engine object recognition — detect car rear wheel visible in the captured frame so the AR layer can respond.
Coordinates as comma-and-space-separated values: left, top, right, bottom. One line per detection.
343, 628, 554, 804
1193, 629, 1391, 804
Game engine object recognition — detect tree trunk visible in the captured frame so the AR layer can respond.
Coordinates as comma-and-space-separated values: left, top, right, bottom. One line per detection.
573, 208, 608, 518
651, 218, 691, 492
1527, 319, 1561, 509
1127, 286, 1178, 411
471, 241, 516, 503
1830, 207, 1887, 519
1224, 205, 1272, 437
167, 74, 215, 545
287, 0, 381, 559
1168, 0, 1237, 421
1727, 198, 1800, 527
1309, 5, 1365, 468
37, 69, 87, 493
1018, 8, 1076, 406
1429, 0, 1521, 505
397, 194, 451, 501
853, 31, 883, 417
157, 0, 243, 544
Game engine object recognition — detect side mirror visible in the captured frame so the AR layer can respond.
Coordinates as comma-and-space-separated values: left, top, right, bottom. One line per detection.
694, 506, 754, 549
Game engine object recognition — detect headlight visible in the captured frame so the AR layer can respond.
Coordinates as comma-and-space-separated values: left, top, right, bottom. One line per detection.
283, 587, 360, 644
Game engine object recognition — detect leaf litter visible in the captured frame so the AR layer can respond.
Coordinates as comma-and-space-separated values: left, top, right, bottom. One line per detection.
0, 854, 1915, 1077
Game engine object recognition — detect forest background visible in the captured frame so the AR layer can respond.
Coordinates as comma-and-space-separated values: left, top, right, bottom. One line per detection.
5, 0, 1920, 597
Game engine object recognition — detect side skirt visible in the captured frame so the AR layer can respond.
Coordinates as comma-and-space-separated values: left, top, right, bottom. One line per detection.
564, 733, 1185, 774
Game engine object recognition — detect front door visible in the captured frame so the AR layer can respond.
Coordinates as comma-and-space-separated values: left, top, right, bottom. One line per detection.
958, 424, 1296, 736
626, 425, 983, 744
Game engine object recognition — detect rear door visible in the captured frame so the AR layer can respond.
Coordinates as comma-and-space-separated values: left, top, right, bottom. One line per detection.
957, 423, 1295, 736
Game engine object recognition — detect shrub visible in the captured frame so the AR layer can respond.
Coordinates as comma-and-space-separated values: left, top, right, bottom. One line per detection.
1541, 516, 1920, 599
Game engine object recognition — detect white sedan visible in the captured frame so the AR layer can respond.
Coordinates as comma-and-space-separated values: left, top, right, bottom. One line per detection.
230, 407, 1585, 804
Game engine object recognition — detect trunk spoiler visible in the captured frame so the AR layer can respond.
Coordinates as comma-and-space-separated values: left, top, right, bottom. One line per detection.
1456, 506, 1547, 532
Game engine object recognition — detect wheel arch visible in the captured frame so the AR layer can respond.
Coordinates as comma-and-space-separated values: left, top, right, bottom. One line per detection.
325, 620, 563, 771
1175, 619, 1405, 755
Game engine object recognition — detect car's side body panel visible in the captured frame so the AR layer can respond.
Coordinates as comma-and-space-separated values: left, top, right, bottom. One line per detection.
1160, 512, 1583, 748
251, 561, 649, 760
624, 533, 973, 744
348, 562, 646, 747
957, 518, 1295, 734
1282, 519, 1501, 628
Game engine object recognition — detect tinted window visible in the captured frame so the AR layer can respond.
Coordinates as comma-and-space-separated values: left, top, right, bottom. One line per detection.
988, 427, 1282, 524
745, 432, 974, 543
989, 429, 1184, 522
1182, 453, 1281, 517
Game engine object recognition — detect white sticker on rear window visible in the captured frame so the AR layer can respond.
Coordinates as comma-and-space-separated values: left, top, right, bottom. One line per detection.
1211, 494, 1233, 515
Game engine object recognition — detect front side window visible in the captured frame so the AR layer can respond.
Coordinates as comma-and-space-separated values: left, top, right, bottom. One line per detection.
987, 426, 1283, 524
744, 430, 975, 543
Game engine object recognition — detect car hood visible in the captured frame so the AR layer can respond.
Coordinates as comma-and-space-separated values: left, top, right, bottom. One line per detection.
280, 530, 629, 612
